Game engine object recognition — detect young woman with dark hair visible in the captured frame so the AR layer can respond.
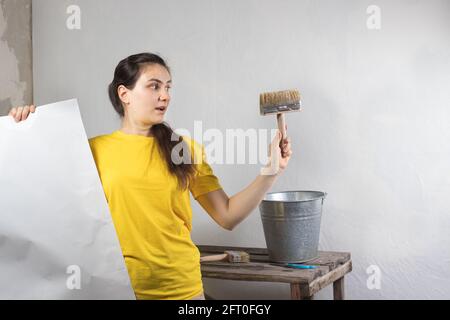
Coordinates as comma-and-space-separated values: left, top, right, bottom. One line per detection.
8, 52, 292, 300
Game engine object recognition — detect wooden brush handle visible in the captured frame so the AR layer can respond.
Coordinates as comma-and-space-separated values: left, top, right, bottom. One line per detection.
277, 113, 286, 141
200, 253, 227, 262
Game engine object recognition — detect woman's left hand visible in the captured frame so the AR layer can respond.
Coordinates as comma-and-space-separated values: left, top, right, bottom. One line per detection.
261, 128, 293, 176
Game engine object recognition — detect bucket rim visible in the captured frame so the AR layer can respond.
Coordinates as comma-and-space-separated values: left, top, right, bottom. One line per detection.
262, 190, 327, 203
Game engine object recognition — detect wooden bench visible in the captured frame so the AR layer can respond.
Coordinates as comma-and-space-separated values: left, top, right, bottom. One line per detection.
198, 245, 352, 300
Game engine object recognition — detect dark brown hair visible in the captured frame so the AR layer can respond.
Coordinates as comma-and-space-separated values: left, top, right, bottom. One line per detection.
108, 53, 196, 190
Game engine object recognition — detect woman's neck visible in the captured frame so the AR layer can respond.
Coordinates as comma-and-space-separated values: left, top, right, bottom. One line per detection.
120, 123, 154, 137
120, 115, 155, 137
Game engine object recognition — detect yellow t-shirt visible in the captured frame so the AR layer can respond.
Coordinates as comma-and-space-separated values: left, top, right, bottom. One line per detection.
88, 130, 222, 300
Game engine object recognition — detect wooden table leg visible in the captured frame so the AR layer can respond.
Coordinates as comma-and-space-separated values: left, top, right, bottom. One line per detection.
291, 283, 314, 300
333, 277, 345, 300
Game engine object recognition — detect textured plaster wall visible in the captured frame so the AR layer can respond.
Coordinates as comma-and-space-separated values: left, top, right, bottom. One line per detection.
0, 0, 32, 115
32, 0, 450, 299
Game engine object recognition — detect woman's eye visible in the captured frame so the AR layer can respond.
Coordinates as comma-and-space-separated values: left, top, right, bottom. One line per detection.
148, 83, 171, 91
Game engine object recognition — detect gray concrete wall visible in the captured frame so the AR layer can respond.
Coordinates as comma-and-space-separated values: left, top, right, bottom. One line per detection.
32, 0, 450, 299
0, 0, 32, 115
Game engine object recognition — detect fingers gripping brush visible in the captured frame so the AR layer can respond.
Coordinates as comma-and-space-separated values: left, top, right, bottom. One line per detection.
259, 89, 302, 174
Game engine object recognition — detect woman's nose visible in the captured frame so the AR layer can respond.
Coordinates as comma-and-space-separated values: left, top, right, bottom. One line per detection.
159, 91, 170, 101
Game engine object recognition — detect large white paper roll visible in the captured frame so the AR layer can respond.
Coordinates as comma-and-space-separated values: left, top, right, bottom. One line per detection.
0, 99, 135, 299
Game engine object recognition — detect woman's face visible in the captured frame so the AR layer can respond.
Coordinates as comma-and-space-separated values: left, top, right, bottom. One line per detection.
121, 63, 172, 126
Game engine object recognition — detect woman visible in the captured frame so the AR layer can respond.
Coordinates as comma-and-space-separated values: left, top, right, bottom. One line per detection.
8, 52, 292, 300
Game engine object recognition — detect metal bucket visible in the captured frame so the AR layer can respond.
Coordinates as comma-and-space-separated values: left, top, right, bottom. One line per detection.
259, 191, 327, 263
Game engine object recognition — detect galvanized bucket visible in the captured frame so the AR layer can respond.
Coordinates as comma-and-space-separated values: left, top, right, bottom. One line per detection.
259, 191, 327, 263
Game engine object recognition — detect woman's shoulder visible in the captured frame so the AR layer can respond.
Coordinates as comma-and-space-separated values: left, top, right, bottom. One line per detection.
88, 134, 108, 145
88, 131, 117, 149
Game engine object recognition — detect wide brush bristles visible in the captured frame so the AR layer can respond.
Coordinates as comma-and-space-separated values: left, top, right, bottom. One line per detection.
225, 250, 250, 263
260, 89, 302, 115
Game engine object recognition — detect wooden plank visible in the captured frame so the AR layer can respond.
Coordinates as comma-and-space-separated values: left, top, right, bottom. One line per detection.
197, 245, 351, 269
309, 260, 352, 295
300, 252, 351, 270
333, 277, 345, 300
246, 251, 351, 269
201, 262, 329, 284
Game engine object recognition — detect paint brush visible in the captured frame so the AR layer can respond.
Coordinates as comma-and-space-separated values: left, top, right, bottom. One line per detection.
200, 250, 250, 263
259, 89, 302, 141
259, 89, 301, 174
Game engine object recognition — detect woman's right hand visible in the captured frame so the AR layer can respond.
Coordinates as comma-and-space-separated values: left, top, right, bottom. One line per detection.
8, 105, 36, 122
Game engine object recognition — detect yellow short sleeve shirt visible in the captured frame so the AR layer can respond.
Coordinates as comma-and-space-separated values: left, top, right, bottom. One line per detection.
88, 130, 222, 300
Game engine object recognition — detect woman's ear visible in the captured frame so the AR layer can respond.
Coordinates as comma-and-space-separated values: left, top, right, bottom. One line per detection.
117, 85, 130, 106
